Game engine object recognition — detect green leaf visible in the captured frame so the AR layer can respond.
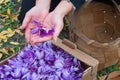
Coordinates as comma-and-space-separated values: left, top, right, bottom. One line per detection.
13, 45, 20, 51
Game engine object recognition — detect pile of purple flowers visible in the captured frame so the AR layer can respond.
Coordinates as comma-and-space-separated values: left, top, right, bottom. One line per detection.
0, 41, 83, 80
31, 20, 55, 37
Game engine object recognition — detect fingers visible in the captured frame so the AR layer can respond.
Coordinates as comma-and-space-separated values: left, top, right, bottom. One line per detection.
30, 35, 52, 45
20, 13, 32, 29
25, 27, 31, 43
29, 20, 53, 45
26, 22, 63, 44
53, 23, 63, 42
25, 23, 36, 43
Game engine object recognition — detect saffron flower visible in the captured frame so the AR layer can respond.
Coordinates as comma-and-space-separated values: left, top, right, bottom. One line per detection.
0, 41, 84, 80
0, 20, 83, 79
31, 20, 55, 37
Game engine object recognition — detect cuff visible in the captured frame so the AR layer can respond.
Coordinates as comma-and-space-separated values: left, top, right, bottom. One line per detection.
70, 0, 86, 9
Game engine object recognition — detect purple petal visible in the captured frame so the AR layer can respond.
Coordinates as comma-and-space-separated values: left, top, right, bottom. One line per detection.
54, 58, 64, 68
45, 54, 55, 65
39, 28, 48, 37
47, 75, 59, 80
3, 65, 12, 71
61, 69, 70, 79
31, 27, 40, 34
37, 67, 42, 74
64, 58, 73, 68
22, 72, 31, 80
21, 67, 29, 75
39, 59, 46, 66
35, 51, 44, 59
48, 27, 55, 35
56, 70, 62, 77
32, 20, 42, 28
31, 72, 40, 80
43, 41, 53, 49
11, 68, 21, 78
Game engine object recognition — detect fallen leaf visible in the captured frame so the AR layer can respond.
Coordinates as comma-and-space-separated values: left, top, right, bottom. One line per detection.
3, 0, 10, 4
10, 42, 20, 45
0, 34, 8, 42
7, 8, 11, 15
6, 33, 14, 37
0, 14, 9, 18
9, 48, 15, 53
6, 28, 15, 37
0, 30, 8, 35
3, 38, 7, 42
0, 0, 4, 4
15, 29, 23, 35
11, 14, 18, 20
0, 48, 8, 54
7, 28, 13, 33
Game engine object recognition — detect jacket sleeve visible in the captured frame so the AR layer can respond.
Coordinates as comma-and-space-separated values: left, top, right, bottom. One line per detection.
70, 0, 86, 9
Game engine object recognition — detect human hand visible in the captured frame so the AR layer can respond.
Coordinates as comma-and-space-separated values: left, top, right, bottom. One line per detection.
19, 0, 51, 43
30, 11, 64, 45
29, 0, 73, 45
19, 6, 49, 43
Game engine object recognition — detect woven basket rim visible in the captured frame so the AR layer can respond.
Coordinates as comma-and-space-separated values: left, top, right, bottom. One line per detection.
69, 1, 120, 48
72, 25, 120, 48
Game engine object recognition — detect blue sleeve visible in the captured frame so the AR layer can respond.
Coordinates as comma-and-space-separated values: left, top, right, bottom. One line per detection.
70, 0, 85, 9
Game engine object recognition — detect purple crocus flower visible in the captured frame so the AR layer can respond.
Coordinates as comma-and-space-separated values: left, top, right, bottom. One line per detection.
0, 41, 83, 80
39, 27, 55, 37
35, 50, 44, 59
39, 28, 48, 37
31, 72, 40, 80
54, 58, 64, 69
64, 58, 73, 68
61, 69, 70, 79
11, 68, 21, 78
44, 53, 55, 65
31, 20, 55, 37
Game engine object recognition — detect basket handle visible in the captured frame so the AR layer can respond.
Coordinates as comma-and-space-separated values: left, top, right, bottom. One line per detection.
62, 39, 77, 49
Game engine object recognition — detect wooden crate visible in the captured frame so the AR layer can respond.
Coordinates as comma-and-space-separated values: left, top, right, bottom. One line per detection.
0, 39, 99, 80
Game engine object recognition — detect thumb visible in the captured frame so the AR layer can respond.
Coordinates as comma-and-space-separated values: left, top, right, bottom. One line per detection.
19, 14, 32, 29
53, 23, 63, 42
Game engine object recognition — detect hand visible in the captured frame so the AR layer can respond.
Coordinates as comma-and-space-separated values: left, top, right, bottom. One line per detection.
43, 11, 64, 41
30, 11, 64, 45
29, 0, 73, 45
19, 6, 49, 43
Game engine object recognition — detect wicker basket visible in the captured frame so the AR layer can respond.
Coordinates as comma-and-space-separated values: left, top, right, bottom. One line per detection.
68, 1, 120, 70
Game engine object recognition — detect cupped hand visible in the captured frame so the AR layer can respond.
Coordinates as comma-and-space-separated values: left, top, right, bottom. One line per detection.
30, 11, 64, 45
19, 6, 49, 43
